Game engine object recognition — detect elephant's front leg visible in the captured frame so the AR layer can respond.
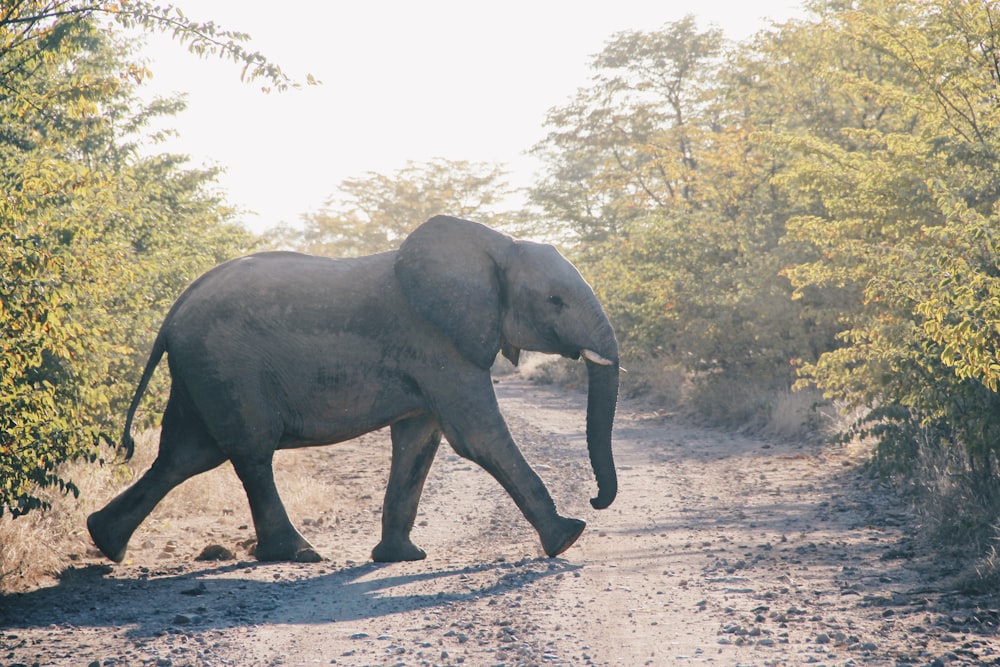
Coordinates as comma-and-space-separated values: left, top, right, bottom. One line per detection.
436, 380, 586, 558
372, 413, 442, 562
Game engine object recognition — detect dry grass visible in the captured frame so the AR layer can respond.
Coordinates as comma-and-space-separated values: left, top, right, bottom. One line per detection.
516, 352, 830, 442
966, 545, 1000, 593
614, 356, 686, 407
761, 387, 831, 442
0, 439, 140, 592
517, 351, 689, 409
827, 416, 1000, 595
678, 374, 831, 443
0, 430, 337, 593
896, 436, 1000, 593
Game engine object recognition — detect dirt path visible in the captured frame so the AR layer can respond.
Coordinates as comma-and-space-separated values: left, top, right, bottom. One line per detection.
2, 377, 999, 666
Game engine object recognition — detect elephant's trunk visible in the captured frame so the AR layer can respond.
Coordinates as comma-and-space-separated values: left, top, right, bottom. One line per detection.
585, 352, 619, 510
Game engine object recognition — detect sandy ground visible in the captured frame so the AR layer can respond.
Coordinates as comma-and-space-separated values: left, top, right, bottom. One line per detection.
2, 376, 1000, 666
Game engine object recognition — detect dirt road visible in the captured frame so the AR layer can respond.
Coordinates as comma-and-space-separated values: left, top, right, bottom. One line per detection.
2, 376, 999, 666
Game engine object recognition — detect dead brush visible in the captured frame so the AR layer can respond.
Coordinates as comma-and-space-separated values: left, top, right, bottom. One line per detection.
892, 431, 1000, 594
0, 438, 131, 592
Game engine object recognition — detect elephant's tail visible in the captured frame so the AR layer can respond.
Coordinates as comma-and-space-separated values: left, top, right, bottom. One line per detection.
120, 333, 167, 461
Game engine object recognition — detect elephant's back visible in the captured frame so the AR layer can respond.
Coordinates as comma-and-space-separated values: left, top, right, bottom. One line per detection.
161, 250, 403, 345
194, 250, 394, 292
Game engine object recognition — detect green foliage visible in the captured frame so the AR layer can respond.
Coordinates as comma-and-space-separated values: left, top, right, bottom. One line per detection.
532, 0, 1000, 490
274, 159, 522, 257
773, 0, 1000, 474
0, 15, 254, 517
532, 16, 831, 419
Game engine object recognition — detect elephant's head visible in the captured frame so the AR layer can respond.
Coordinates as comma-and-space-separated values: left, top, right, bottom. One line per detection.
395, 215, 619, 509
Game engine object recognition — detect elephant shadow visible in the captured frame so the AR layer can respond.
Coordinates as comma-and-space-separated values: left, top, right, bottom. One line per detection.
0, 557, 580, 636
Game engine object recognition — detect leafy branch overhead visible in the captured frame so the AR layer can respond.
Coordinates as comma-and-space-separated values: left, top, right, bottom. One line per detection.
0, 1, 310, 92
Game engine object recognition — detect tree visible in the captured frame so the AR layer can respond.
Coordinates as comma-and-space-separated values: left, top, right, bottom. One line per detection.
531, 17, 832, 424
277, 159, 520, 257
0, 15, 254, 517
531, 16, 725, 243
776, 0, 1000, 477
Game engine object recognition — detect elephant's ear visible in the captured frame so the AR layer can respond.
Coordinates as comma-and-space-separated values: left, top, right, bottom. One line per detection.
395, 216, 513, 370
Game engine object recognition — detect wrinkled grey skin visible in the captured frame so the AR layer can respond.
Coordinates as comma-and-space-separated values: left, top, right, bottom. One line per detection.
88, 216, 620, 564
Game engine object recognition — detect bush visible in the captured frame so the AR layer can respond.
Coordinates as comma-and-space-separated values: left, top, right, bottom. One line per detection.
0, 18, 254, 518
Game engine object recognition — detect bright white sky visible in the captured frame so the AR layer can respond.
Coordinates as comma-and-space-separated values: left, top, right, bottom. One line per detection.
137, 1, 805, 233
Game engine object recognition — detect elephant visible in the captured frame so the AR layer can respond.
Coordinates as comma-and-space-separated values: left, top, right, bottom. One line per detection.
87, 215, 620, 564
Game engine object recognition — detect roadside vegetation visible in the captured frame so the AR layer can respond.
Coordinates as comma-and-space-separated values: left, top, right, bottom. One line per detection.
5, 0, 1000, 590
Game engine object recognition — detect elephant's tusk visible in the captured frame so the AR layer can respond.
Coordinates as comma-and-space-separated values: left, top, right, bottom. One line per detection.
581, 349, 614, 366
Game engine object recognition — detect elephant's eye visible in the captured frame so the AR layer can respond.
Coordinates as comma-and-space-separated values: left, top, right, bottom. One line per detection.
548, 295, 566, 309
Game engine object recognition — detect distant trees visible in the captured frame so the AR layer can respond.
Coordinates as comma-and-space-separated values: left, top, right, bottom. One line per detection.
0, 10, 257, 516
531, 15, 725, 242
276, 159, 522, 257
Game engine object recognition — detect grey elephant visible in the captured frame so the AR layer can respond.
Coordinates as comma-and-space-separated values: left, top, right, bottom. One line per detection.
87, 215, 619, 563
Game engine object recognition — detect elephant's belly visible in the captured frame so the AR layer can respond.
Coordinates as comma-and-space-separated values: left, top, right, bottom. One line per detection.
277, 381, 427, 448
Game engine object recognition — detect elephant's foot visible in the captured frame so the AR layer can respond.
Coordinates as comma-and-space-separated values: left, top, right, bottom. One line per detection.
371, 537, 427, 562
87, 509, 129, 563
251, 533, 323, 563
540, 517, 586, 558
293, 547, 324, 563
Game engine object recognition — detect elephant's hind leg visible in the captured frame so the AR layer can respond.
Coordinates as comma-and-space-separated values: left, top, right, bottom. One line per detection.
372, 413, 442, 562
230, 454, 320, 563
87, 385, 226, 563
